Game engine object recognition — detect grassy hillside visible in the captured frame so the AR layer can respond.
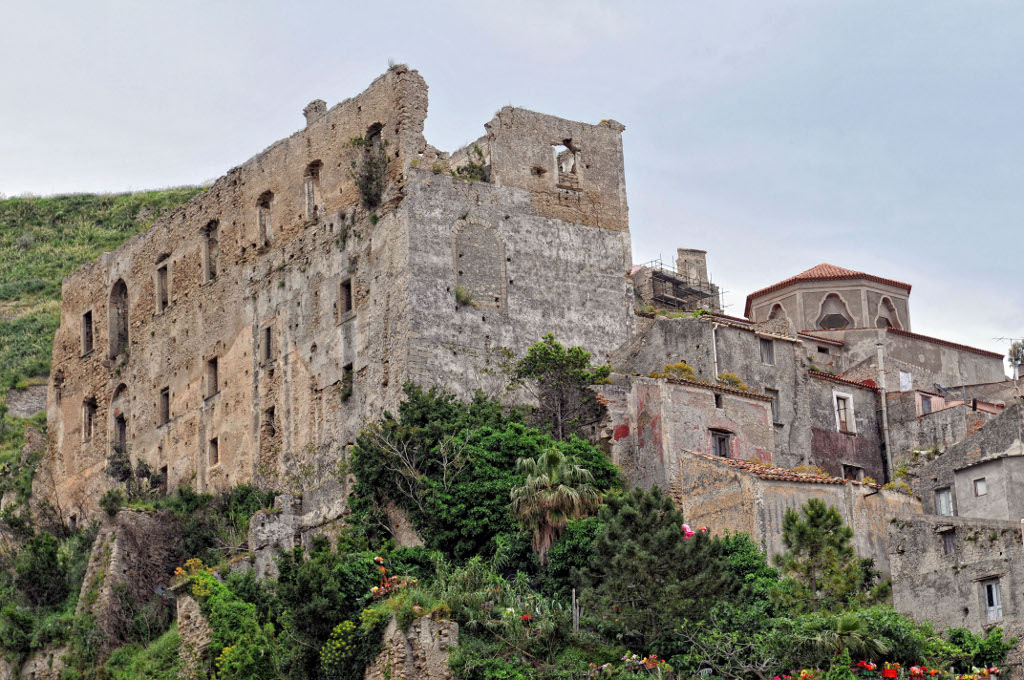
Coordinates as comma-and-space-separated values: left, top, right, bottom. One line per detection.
0, 188, 204, 391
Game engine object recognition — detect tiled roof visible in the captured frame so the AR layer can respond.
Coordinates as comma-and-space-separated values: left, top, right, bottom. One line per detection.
886, 327, 1004, 360
809, 370, 880, 392
657, 376, 775, 401
744, 263, 912, 316
798, 331, 844, 346
689, 450, 879, 487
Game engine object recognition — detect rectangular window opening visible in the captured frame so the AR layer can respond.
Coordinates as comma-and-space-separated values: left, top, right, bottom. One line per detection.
942, 531, 956, 555
714, 392, 723, 409
935, 487, 953, 516
711, 430, 731, 458
899, 370, 913, 392
835, 395, 853, 433
81, 311, 94, 354
204, 221, 219, 282
113, 414, 127, 454
759, 337, 775, 365
765, 388, 780, 423
262, 326, 273, 363
82, 399, 97, 441
159, 387, 170, 425
156, 264, 169, 313
341, 363, 354, 401
842, 464, 864, 481
974, 478, 987, 497
263, 406, 276, 438
817, 346, 830, 355
206, 357, 219, 399
208, 437, 219, 466
339, 279, 353, 319
984, 579, 1002, 622
921, 396, 933, 415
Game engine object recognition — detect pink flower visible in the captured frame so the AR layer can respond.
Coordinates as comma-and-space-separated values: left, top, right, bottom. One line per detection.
681, 523, 695, 539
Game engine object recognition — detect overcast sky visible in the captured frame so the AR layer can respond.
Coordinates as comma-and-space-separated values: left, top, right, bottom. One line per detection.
2, 1, 1020, 365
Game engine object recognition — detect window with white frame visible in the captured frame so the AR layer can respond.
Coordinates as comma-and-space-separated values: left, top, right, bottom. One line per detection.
974, 478, 988, 497
833, 392, 856, 434
983, 579, 1002, 622
935, 487, 953, 516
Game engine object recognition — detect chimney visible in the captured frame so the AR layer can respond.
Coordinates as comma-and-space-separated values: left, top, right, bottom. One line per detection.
676, 248, 709, 284
303, 99, 327, 127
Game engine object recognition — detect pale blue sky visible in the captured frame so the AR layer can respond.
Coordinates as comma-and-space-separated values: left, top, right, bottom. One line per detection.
1, 1, 1020, 364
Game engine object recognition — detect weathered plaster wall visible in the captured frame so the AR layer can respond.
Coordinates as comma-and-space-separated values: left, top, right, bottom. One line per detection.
749, 279, 910, 331
886, 391, 993, 463
890, 514, 1024, 643
806, 374, 885, 482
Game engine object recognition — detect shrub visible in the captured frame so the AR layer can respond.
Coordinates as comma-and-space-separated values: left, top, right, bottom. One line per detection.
100, 488, 125, 516
15, 532, 69, 607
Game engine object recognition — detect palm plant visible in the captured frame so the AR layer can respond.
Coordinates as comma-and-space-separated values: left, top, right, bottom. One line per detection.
796, 613, 890, 662
510, 448, 600, 564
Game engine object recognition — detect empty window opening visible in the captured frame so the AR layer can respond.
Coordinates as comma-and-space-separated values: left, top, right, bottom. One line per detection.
208, 437, 219, 466
835, 394, 854, 433
113, 413, 127, 454
366, 123, 383, 146
711, 430, 732, 458
263, 406, 276, 438
341, 363, 354, 400
765, 388, 780, 422
339, 278, 353, 319
935, 487, 953, 516
159, 387, 170, 425
206, 357, 219, 399
942, 530, 957, 555
156, 264, 169, 313
768, 303, 786, 321
203, 221, 219, 282
974, 478, 987, 497
875, 297, 901, 330
984, 579, 1002, 622
714, 393, 723, 409
82, 398, 97, 441
69, 514, 77, 530
553, 141, 577, 175
817, 346, 830, 355
159, 465, 168, 495
108, 279, 129, 359
81, 310, 94, 354
759, 337, 775, 365
257, 191, 274, 245
304, 161, 322, 218
53, 370, 64, 406
842, 464, 864, 481
262, 326, 273, 363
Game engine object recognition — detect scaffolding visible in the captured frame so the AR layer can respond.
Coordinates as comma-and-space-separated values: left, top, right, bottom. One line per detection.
640, 257, 722, 312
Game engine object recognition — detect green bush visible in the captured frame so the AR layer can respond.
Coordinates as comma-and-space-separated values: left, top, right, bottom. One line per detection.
100, 488, 125, 516
104, 624, 181, 680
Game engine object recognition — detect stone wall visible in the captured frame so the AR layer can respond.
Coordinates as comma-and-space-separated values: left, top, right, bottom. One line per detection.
364, 616, 458, 680
890, 514, 1024, 645
4, 385, 46, 418
887, 390, 993, 463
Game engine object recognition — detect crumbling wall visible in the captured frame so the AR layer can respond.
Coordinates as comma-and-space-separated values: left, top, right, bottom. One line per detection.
176, 593, 212, 679
364, 616, 458, 680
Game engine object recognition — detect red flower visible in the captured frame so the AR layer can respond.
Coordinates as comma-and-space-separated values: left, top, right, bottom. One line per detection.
521, 614, 531, 622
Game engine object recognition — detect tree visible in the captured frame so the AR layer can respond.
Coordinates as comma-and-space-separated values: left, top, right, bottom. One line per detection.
14, 531, 69, 607
514, 334, 611, 441
510, 448, 600, 565
582, 486, 740, 650
796, 614, 890, 662
772, 499, 887, 612
1008, 340, 1024, 380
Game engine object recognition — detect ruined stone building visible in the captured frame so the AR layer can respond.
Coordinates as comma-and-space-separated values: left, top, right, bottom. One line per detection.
38, 68, 1022, 644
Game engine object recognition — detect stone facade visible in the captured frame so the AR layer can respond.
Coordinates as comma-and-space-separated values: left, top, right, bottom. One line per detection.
42, 67, 633, 517
364, 617, 459, 680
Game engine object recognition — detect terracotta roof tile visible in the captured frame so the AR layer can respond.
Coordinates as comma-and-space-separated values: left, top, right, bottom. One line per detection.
688, 450, 879, 487
808, 370, 880, 392
886, 327, 1003, 360
744, 263, 912, 316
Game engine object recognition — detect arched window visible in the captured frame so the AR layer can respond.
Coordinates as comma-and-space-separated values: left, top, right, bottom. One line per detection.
257, 191, 274, 245
108, 279, 129, 359
875, 297, 901, 329
816, 293, 853, 330
768, 303, 787, 321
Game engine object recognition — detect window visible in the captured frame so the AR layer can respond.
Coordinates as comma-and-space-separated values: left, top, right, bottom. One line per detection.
262, 326, 273, 363
263, 407, 276, 438
304, 161, 322, 219
935, 487, 953, 516
341, 363, 354, 400
974, 478, 987, 497
983, 579, 1002, 622
553, 140, 579, 189
159, 387, 170, 425
834, 393, 855, 433
82, 398, 97, 441
942, 531, 957, 555
338, 278, 353, 319
113, 413, 127, 454
714, 392, 723, 409
711, 430, 732, 458
208, 437, 219, 466
921, 396, 932, 415
159, 465, 168, 495
765, 388, 780, 423
817, 346, 830, 355
817, 293, 852, 330
206, 357, 219, 398
899, 370, 913, 392
759, 337, 775, 365
842, 465, 864, 481
156, 263, 169, 313
203, 221, 219, 282
257, 191, 274, 245
81, 311, 94, 354
108, 279, 129, 359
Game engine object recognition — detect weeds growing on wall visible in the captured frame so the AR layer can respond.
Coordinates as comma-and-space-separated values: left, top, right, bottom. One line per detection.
349, 137, 390, 210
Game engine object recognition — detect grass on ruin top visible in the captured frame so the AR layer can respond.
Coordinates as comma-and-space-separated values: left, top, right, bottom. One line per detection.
0, 187, 204, 389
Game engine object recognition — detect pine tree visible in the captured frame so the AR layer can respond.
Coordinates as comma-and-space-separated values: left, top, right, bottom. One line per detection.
582, 486, 739, 650
772, 498, 887, 612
